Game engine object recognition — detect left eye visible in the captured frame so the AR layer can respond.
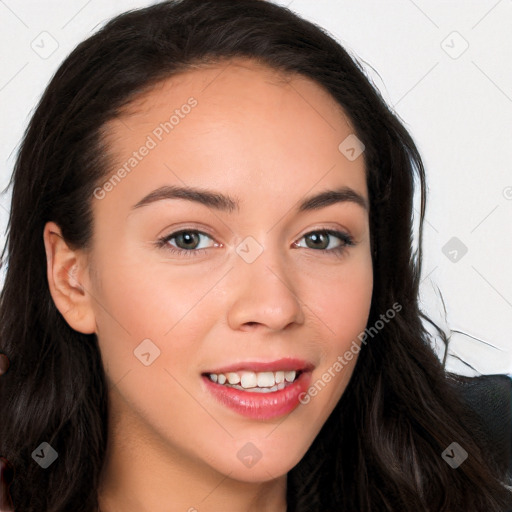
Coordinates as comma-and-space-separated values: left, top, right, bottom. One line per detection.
293, 229, 354, 252
156, 229, 354, 257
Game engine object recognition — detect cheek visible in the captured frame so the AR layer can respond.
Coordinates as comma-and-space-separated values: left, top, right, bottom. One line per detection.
87, 254, 166, 377
91, 249, 200, 336
301, 254, 373, 404
89, 248, 218, 387
305, 254, 373, 343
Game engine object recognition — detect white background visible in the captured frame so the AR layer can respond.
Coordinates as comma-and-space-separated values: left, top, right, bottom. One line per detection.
1, 0, 511, 375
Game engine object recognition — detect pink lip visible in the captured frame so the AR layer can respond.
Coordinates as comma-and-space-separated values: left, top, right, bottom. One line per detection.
204, 357, 314, 374
201, 369, 313, 420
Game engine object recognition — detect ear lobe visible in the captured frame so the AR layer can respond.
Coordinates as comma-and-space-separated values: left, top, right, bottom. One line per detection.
43, 221, 96, 335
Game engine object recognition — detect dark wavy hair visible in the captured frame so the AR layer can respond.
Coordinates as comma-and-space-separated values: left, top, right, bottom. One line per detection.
1, 0, 511, 510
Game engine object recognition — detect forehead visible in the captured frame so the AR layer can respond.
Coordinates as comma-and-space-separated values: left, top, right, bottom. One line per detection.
105, 57, 356, 155
97, 57, 367, 216
120, 57, 349, 121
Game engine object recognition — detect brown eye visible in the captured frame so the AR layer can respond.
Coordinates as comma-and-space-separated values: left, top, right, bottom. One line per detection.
173, 231, 202, 250
156, 229, 217, 257
294, 229, 355, 256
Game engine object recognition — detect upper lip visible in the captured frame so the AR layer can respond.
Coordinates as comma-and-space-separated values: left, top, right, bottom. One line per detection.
203, 357, 315, 375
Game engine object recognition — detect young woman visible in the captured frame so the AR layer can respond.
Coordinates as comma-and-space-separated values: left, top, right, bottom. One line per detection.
0, 1, 510, 511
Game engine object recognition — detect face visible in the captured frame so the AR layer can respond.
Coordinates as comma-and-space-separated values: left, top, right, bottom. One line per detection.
62, 58, 373, 483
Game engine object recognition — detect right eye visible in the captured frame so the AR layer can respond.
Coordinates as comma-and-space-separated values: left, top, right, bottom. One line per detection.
155, 229, 220, 257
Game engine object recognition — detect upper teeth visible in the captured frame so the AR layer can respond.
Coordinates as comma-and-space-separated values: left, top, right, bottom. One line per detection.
209, 370, 297, 388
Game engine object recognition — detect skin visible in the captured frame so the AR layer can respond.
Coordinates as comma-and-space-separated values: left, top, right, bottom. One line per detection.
43, 58, 373, 512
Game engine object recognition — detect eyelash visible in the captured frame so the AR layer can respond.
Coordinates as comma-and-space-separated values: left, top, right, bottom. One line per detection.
155, 228, 355, 258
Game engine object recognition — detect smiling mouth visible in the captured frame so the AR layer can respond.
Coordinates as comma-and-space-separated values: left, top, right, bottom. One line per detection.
201, 367, 313, 420
201, 369, 304, 393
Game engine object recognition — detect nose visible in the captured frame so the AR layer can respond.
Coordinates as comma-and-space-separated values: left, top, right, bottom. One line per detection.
226, 243, 305, 332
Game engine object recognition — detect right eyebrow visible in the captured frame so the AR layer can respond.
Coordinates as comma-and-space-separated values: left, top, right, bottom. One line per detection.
131, 185, 240, 213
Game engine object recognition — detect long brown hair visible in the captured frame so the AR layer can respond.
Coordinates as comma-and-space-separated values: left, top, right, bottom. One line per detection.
1, 1, 510, 510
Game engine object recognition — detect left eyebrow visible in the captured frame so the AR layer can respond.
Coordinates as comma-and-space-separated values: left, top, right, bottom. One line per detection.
298, 187, 368, 212
130, 184, 368, 213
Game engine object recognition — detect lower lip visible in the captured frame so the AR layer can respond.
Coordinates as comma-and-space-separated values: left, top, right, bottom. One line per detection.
202, 371, 312, 420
